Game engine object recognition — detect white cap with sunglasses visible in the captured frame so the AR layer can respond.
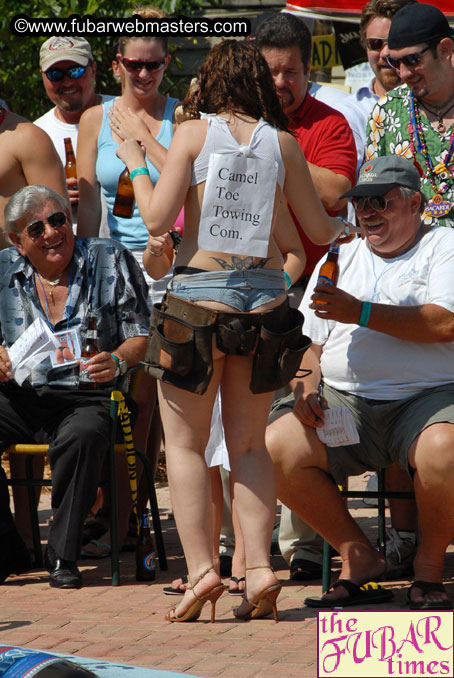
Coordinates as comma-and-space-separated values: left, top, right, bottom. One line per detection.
40, 36, 93, 72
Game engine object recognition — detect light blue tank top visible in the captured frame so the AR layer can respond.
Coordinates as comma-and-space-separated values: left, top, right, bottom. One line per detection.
96, 96, 178, 249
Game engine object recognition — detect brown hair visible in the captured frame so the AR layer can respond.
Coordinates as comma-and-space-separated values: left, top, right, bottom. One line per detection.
116, 5, 168, 56
359, 0, 417, 47
183, 40, 289, 131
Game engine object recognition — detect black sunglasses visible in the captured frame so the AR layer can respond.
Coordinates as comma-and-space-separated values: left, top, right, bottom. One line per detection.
26, 211, 67, 239
119, 56, 166, 73
352, 194, 398, 212
45, 65, 87, 82
386, 45, 432, 70
366, 37, 388, 51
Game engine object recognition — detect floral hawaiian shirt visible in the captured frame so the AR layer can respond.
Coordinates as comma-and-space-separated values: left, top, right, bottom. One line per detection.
365, 84, 454, 228
0, 237, 150, 388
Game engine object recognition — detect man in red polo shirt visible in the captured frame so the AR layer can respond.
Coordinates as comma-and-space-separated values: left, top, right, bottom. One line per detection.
255, 12, 357, 288
255, 12, 357, 582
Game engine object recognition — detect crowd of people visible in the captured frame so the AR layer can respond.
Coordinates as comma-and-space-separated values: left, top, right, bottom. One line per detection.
1, 0, 454, 619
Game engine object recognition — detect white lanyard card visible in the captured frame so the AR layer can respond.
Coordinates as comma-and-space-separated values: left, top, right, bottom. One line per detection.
198, 152, 278, 258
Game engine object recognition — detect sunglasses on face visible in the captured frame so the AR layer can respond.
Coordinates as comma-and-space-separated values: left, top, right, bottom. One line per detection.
26, 211, 67, 239
45, 65, 87, 82
385, 45, 432, 70
352, 194, 398, 212
366, 37, 388, 51
118, 56, 166, 73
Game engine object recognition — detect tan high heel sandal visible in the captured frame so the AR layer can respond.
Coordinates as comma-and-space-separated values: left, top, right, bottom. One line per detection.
233, 565, 282, 622
165, 566, 226, 623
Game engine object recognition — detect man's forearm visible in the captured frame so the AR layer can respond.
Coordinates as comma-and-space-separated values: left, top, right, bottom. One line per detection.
112, 337, 147, 367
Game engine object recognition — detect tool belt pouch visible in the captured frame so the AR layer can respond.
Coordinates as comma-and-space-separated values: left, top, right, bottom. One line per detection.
216, 316, 257, 355
250, 308, 311, 394
144, 297, 214, 395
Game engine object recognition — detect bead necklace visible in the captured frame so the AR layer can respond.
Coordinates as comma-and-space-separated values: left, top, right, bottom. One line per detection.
408, 93, 454, 218
418, 97, 454, 134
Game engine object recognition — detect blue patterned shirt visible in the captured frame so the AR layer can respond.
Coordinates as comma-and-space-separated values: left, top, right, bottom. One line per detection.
0, 237, 150, 388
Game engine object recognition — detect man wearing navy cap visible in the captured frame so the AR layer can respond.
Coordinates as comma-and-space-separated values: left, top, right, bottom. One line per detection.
366, 3, 454, 227
266, 155, 454, 610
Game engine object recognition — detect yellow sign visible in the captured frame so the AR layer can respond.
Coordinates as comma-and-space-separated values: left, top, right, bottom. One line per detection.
312, 34, 341, 69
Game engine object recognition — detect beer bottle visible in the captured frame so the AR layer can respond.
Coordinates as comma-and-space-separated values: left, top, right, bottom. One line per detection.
112, 166, 134, 218
136, 510, 156, 581
314, 242, 339, 305
0, 646, 100, 677
79, 315, 99, 389
63, 138, 78, 185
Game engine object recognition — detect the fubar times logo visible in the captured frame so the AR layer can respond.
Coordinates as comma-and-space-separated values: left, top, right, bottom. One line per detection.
317, 611, 453, 677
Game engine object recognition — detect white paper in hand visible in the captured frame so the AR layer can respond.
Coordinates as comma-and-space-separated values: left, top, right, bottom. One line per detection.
316, 407, 360, 447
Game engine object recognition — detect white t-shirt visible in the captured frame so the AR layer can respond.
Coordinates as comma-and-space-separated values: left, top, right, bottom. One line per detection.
300, 227, 454, 400
34, 95, 114, 234
34, 95, 114, 166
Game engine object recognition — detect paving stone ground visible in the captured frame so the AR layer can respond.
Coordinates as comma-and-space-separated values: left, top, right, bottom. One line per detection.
1, 475, 454, 677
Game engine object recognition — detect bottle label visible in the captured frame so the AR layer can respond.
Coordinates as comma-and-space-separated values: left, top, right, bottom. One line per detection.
142, 553, 156, 572
86, 330, 97, 339
317, 275, 335, 286
0, 647, 56, 678
78, 357, 93, 382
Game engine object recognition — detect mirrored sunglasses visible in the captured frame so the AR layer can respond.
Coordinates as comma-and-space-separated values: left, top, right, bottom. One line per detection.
352, 194, 398, 212
45, 65, 87, 82
26, 211, 67, 239
366, 38, 388, 51
119, 56, 166, 72
386, 45, 431, 70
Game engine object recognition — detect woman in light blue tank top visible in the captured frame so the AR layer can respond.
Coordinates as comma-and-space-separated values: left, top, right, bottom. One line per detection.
77, 28, 179, 305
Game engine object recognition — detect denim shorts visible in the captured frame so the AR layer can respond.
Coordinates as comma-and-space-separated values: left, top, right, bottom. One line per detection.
168, 269, 286, 311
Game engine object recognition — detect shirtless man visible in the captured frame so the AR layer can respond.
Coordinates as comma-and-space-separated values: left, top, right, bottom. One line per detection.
0, 106, 68, 248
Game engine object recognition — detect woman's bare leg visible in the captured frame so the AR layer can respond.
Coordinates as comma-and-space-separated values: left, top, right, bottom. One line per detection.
221, 354, 279, 605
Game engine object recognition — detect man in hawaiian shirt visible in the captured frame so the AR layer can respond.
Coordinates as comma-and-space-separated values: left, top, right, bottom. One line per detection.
365, 2, 454, 227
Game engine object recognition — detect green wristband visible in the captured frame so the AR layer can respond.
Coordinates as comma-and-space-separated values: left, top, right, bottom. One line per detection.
283, 271, 292, 289
358, 301, 372, 327
130, 166, 150, 181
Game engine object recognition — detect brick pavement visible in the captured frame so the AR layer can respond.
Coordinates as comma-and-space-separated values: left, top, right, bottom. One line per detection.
1, 476, 454, 678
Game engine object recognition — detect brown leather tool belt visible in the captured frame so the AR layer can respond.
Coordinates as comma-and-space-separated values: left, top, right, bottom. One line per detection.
143, 293, 311, 395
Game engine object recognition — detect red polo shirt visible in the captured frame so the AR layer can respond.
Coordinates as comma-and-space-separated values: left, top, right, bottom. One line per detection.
288, 93, 357, 277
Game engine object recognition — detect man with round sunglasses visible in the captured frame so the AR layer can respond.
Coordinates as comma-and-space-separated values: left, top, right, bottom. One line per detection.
365, 3, 454, 227
267, 155, 454, 610
0, 184, 150, 588
34, 37, 114, 224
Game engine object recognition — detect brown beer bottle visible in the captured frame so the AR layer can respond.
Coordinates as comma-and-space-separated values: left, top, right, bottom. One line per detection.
314, 242, 339, 305
136, 510, 156, 581
112, 166, 134, 218
79, 315, 99, 389
63, 137, 78, 184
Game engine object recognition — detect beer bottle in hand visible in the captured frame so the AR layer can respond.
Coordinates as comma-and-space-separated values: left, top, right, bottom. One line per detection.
136, 510, 156, 581
63, 138, 78, 185
314, 242, 339, 305
0, 646, 100, 677
112, 166, 134, 218
79, 315, 99, 389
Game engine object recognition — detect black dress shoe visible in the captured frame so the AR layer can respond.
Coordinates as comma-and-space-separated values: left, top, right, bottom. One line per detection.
45, 546, 82, 589
0, 528, 33, 584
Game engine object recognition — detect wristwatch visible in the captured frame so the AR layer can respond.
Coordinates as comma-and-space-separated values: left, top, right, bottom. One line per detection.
111, 353, 128, 376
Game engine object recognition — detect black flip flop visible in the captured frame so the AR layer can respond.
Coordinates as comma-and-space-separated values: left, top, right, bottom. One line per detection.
163, 574, 188, 595
305, 579, 394, 608
228, 576, 246, 595
408, 580, 453, 610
